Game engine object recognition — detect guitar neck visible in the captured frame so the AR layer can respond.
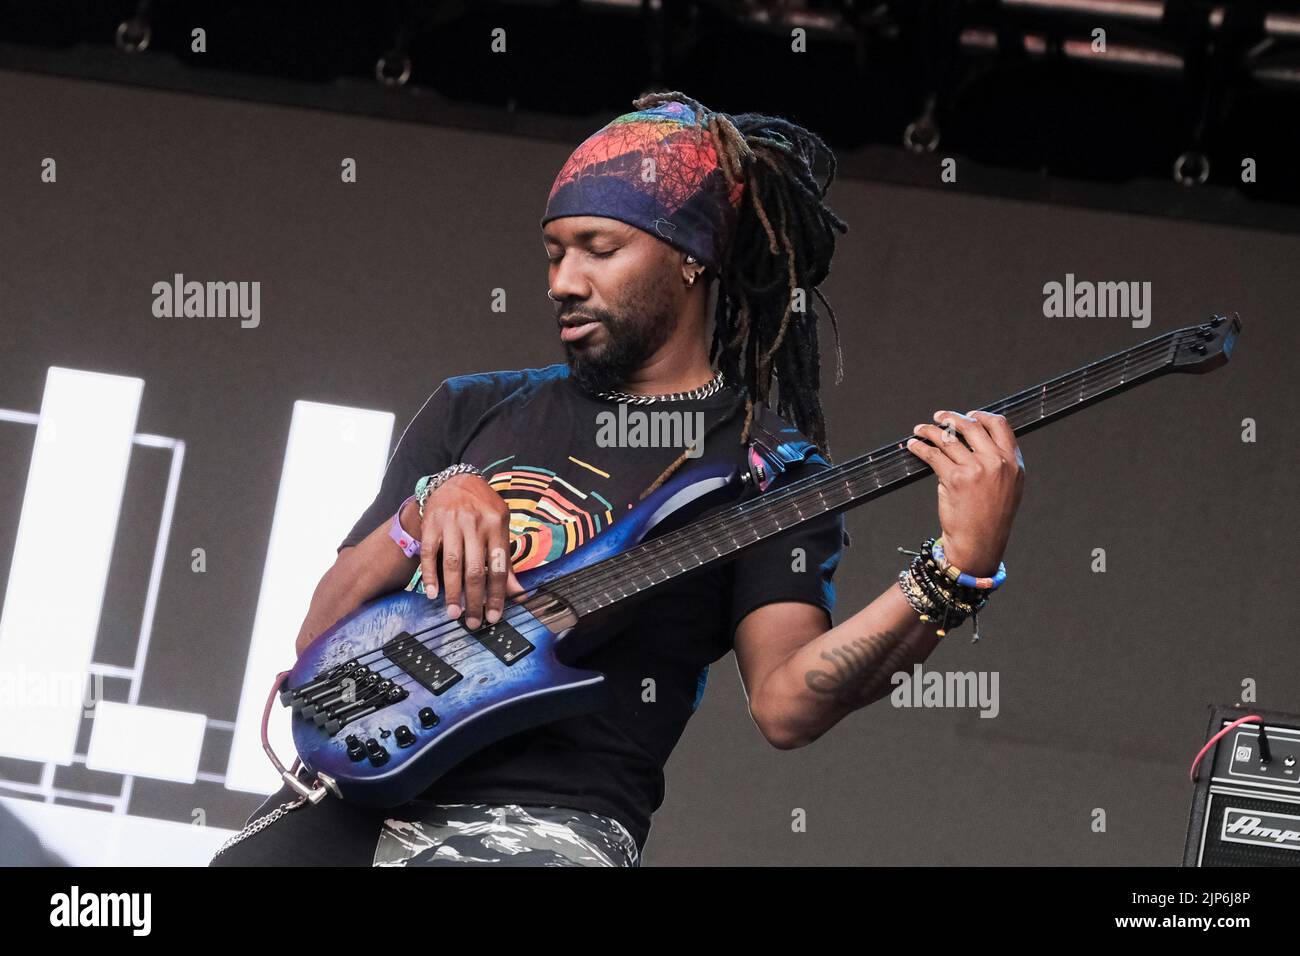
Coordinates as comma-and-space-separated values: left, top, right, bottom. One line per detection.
552, 317, 1238, 619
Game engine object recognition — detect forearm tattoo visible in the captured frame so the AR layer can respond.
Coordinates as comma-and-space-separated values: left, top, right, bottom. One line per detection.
803, 628, 914, 708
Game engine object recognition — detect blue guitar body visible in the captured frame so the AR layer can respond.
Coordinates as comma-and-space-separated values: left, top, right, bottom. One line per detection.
285, 457, 747, 808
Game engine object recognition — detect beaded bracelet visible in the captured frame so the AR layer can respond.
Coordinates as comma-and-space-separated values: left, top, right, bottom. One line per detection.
898, 563, 969, 638
910, 555, 986, 615
909, 558, 987, 637
914, 556, 987, 613
898, 566, 948, 619
910, 542, 985, 610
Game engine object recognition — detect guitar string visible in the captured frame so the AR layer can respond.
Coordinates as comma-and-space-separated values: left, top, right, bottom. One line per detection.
295, 328, 1191, 710
535, 327, 1186, 611
438, 327, 1183, 639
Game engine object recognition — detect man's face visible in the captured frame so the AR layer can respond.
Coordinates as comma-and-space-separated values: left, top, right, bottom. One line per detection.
542, 216, 680, 393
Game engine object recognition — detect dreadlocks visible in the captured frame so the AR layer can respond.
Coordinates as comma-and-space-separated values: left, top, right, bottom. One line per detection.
630, 90, 849, 500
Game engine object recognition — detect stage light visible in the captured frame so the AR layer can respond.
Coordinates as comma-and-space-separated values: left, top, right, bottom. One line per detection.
224, 401, 394, 795
0, 368, 143, 764
85, 701, 207, 784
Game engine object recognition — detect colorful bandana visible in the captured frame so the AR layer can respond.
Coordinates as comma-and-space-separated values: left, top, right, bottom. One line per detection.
540, 100, 747, 272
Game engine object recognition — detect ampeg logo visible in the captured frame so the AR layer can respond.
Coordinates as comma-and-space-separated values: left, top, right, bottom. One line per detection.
1221, 807, 1300, 851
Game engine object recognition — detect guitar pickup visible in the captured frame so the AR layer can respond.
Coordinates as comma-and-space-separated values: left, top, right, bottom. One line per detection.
473, 618, 534, 665
384, 632, 463, 695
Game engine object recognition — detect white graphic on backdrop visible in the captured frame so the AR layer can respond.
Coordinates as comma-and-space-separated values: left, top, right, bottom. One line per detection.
0, 367, 394, 864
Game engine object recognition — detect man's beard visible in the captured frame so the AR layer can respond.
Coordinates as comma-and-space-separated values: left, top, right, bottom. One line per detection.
560, 284, 679, 395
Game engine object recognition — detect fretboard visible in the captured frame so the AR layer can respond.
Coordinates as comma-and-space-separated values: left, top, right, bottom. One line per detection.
549, 321, 1221, 619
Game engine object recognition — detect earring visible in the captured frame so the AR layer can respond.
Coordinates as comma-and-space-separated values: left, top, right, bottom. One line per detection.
684, 254, 700, 287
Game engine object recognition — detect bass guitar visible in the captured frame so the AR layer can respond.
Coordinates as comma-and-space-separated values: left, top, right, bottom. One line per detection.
277, 314, 1240, 807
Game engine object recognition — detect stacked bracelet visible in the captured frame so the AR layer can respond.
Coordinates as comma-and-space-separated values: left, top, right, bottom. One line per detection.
896, 563, 980, 639
415, 463, 482, 517
908, 555, 986, 616
896, 534, 1007, 642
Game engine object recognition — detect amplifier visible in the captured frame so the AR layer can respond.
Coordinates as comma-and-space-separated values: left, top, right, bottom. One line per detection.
1185, 704, 1300, 866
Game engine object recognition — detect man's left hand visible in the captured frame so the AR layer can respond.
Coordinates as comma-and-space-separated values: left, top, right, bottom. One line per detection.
905, 409, 1025, 577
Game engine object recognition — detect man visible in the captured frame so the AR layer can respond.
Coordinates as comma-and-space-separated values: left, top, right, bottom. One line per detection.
211, 91, 1023, 867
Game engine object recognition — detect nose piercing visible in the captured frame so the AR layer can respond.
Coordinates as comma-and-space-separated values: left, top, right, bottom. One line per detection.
547, 289, 559, 301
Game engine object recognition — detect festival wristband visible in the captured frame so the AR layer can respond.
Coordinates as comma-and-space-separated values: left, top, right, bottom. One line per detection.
388, 495, 421, 558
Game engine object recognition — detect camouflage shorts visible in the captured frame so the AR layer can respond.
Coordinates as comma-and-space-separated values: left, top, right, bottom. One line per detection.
372, 801, 641, 867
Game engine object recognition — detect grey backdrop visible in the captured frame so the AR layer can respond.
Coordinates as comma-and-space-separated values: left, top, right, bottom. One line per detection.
2, 68, 1297, 865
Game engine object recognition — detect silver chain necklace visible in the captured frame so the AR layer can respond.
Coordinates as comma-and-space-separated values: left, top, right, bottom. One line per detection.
593, 368, 727, 405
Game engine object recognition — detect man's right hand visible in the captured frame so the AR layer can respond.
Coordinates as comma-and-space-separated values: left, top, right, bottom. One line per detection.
402, 474, 525, 629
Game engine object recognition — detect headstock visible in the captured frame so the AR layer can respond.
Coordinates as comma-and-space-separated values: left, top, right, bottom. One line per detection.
1170, 313, 1242, 374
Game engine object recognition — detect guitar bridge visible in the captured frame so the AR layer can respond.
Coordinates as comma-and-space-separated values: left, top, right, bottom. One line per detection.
281, 661, 411, 736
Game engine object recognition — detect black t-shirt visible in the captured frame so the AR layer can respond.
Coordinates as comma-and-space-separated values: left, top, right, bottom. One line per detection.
338, 363, 847, 851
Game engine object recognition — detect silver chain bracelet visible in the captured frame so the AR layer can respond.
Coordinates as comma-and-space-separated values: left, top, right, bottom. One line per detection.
415, 463, 482, 517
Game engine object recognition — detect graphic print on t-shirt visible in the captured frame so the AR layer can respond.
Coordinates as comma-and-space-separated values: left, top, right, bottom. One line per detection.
481, 454, 624, 573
